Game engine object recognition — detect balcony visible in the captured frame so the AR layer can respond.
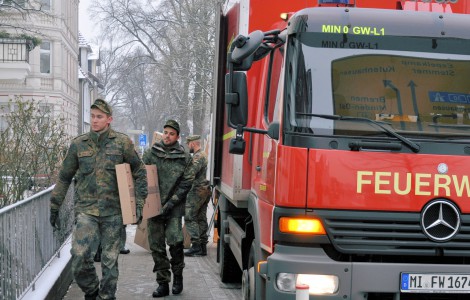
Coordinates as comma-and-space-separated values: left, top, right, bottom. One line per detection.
0, 38, 31, 80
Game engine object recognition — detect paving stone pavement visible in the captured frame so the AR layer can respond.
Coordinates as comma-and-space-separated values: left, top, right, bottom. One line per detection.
63, 224, 242, 300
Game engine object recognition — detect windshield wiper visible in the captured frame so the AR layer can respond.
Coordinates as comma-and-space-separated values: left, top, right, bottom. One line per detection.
296, 113, 420, 153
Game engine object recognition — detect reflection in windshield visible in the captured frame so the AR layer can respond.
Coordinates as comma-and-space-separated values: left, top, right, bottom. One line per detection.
284, 33, 470, 139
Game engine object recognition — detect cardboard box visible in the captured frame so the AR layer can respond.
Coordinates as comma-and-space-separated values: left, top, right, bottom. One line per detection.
134, 219, 151, 252
143, 165, 161, 219
152, 131, 163, 146
116, 163, 137, 224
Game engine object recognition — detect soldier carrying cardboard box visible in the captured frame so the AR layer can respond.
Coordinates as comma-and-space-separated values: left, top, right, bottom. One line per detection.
49, 99, 148, 300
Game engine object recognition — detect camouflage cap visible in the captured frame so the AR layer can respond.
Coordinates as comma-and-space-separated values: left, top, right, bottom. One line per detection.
91, 98, 112, 115
164, 119, 180, 135
186, 135, 201, 143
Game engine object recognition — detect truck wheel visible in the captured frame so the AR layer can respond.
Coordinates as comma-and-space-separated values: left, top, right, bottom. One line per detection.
219, 211, 242, 283
216, 234, 220, 263
242, 241, 255, 300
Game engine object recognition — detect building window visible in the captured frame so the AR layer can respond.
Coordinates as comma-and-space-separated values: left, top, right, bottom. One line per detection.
0, 104, 10, 132
0, 103, 18, 132
0, 117, 7, 131
2, 0, 26, 7
40, 41, 51, 74
37, 104, 52, 131
39, 0, 51, 10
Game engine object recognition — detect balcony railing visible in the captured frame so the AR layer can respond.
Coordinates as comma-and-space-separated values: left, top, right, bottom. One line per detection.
0, 38, 31, 63
0, 38, 32, 80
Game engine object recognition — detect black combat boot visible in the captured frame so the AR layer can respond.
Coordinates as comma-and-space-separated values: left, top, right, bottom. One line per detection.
200, 243, 207, 256
120, 247, 130, 254
184, 243, 202, 257
152, 283, 169, 298
84, 289, 99, 300
172, 275, 183, 294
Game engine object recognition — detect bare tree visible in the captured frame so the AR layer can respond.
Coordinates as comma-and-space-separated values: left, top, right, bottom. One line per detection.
0, 0, 57, 45
0, 98, 70, 208
90, 0, 219, 138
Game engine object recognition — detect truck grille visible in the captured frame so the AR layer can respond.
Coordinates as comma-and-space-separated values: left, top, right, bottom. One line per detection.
317, 210, 470, 257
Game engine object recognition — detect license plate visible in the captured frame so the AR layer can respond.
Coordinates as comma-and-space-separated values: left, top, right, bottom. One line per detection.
401, 273, 470, 293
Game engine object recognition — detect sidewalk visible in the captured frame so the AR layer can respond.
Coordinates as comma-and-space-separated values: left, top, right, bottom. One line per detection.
63, 225, 242, 299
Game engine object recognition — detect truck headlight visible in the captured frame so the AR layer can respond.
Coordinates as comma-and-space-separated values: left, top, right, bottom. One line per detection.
297, 274, 339, 294
276, 273, 296, 292
276, 273, 339, 295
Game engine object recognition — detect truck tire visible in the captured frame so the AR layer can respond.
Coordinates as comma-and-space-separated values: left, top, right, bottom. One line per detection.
242, 241, 255, 300
219, 210, 242, 283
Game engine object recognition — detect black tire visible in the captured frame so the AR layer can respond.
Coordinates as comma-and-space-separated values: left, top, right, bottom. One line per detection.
216, 209, 221, 263
216, 233, 220, 263
219, 210, 242, 283
242, 240, 256, 300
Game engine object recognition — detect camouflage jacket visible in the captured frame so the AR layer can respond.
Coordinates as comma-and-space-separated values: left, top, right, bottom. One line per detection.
51, 128, 148, 217
189, 149, 208, 189
142, 140, 193, 217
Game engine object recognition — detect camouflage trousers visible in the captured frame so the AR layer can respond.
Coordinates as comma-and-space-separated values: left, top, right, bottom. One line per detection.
148, 215, 185, 283
184, 192, 210, 245
71, 213, 123, 300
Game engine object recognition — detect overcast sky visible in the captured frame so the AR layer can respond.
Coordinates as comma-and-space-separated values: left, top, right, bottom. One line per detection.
79, 0, 97, 40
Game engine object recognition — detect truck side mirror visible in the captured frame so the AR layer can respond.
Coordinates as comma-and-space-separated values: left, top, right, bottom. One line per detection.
229, 138, 246, 155
232, 54, 254, 71
231, 31, 264, 63
224, 30, 275, 155
229, 125, 246, 155
229, 30, 263, 71
267, 122, 280, 140
225, 72, 248, 128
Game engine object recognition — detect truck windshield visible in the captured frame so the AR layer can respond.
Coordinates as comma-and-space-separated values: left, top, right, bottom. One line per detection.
284, 32, 470, 140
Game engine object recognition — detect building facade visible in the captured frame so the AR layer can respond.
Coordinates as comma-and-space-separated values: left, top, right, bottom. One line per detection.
78, 32, 102, 134
0, 0, 80, 136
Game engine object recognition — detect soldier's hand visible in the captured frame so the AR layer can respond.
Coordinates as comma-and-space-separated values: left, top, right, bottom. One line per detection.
135, 204, 143, 225
161, 201, 175, 216
135, 198, 145, 225
50, 209, 60, 229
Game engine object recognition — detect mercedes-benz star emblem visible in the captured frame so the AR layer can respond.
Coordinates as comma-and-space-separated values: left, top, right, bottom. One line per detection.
437, 163, 448, 174
421, 200, 460, 242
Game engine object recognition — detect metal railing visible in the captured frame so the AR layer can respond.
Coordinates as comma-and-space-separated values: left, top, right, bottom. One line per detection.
0, 184, 74, 300
0, 39, 30, 63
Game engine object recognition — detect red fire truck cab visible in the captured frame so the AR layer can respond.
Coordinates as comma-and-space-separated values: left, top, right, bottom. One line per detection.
210, 1, 470, 299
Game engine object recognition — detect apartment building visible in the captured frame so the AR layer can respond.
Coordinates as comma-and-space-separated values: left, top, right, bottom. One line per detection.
78, 32, 102, 134
0, 0, 80, 137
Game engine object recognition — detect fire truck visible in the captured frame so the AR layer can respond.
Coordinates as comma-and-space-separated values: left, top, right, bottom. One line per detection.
209, 0, 470, 299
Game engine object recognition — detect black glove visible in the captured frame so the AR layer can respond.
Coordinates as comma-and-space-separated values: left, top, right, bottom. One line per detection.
161, 201, 175, 216
135, 204, 143, 225
135, 197, 145, 225
50, 209, 60, 229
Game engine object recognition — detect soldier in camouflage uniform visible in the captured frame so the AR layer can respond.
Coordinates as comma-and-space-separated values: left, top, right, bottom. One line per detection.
49, 99, 148, 300
142, 119, 194, 298
184, 135, 211, 257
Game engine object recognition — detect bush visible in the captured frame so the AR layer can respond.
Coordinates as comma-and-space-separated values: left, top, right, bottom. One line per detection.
0, 97, 70, 207
0, 31, 42, 50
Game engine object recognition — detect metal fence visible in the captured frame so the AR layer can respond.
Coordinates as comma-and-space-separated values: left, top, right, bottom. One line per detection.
0, 185, 74, 300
